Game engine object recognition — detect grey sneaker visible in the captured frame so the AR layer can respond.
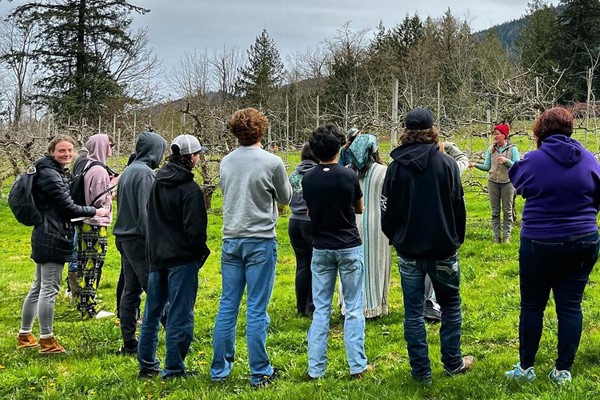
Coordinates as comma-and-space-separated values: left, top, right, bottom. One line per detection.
505, 363, 536, 381
445, 355, 474, 376
548, 368, 571, 385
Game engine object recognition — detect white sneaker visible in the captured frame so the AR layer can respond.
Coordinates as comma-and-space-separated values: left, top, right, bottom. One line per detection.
95, 310, 115, 319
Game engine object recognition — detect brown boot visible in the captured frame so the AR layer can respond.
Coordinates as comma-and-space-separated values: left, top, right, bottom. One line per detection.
17, 332, 39, 349
39, 337, 66, 355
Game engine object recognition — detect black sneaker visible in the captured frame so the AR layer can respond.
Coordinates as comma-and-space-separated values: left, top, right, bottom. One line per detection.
162, 370, 198, 380
424, 300, 442, 322
250, 368, 279, 388
138, 369, 160, 380
116, 339, 138, 356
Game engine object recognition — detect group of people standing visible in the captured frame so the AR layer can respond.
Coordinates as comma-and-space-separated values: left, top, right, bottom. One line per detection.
14, 104, 600, 387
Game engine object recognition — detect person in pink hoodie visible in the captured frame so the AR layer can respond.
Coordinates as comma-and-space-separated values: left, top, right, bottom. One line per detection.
75, 133, 114, 318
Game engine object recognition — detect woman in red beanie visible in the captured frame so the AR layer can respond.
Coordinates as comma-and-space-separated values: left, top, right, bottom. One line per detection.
469, 124, 520, 243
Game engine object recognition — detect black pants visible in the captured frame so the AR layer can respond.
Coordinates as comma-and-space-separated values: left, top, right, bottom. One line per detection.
519, 232, 599, 370
288, 218, 314, 316
116, 237, 149, 343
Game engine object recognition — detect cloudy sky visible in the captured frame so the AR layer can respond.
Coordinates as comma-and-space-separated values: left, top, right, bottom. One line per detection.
127, 0, 559, 65
0, 0, 560, 89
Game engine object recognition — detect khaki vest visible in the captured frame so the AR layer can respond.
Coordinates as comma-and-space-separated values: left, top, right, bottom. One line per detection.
488, 144, 514, 183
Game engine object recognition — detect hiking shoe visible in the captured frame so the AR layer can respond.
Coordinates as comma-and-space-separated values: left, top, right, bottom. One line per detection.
39, 337, 67, 355
548, 368, 571, 385
351, 364, 374, 379
445, 355, 474, 376
424, 299, 442, 322
138, 369, 160, 380
250, 368, 279, 388
17, 332, 39, 349
505, 363, 536, 381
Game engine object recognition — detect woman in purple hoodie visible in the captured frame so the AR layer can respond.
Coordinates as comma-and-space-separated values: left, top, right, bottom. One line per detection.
505, 107, 600, 384
76, 133, 114, 318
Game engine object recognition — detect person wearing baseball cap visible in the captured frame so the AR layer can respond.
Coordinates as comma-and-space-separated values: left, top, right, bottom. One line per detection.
381, 108, 473, 384
469, 123, 520, 243
138, 134, 210, 380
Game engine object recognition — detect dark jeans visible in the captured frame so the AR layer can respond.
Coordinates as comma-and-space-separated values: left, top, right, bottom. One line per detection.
288, 218, 314, 316
399, 252, 463, 379
518, 232, 599, 371
116, 238, 150, 343
138, 261, 201, 378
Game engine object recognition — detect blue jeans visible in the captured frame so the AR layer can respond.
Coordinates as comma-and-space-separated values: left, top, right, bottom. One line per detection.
399, 253, 463, 379
518, 232, 599, 371
308, 245, 367, 378
210, 238, 277, 385
138, 261, 200, 378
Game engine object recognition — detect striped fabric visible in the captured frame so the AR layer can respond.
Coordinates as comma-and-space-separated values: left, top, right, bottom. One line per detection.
340, 163, 391, 318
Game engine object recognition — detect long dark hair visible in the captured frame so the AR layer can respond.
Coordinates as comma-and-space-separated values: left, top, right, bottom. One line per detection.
167, 151, 197, 170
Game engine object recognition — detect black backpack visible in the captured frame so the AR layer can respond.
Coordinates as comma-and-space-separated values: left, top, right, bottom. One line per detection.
68, 160, 106, 206
8, 166, 44, 226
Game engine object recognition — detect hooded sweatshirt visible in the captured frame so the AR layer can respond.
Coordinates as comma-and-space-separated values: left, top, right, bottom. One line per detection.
83, 134, 113, 226
289, 160, 318, 221
113, 131, 167, 240
146, 162, 210, 271
381, 143, 466, 260
509, 134, 600, 239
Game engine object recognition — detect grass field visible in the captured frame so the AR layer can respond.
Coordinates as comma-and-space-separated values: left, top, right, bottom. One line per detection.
1, 133, 600, 399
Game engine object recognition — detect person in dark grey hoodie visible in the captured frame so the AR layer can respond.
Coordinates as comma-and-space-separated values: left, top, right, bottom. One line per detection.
114, 131, 166, 355
288, 143, 319, 316
381, 108, 471, 384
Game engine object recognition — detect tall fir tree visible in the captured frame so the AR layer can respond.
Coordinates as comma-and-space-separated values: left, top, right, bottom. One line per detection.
8, 0, 148, 121
236, 29, 284, 110
557, 0, 600, 100
517, 0, 561, 78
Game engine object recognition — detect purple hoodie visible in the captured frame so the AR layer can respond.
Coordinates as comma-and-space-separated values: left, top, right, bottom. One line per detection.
83, 134, 113, 226
509, 135, 600, 239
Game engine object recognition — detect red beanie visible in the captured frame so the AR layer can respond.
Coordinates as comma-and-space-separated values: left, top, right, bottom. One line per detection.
494, 124, 509, 139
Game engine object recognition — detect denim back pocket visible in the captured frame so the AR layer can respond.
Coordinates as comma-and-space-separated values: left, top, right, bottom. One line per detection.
434, 254, 460, 286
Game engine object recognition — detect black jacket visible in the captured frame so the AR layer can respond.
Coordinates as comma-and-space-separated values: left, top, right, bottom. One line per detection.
31, 155, 96, 263
146, 162, 210, 271
381, 143, 466, 260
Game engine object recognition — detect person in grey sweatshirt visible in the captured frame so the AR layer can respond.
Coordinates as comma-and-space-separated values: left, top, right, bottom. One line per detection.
113, 131, 167, 355
210, 108, 292, 388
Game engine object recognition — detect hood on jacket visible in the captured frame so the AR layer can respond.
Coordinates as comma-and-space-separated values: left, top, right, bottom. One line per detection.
296, 160, 318, 174
391, 143, 439, 172
540, 134, 584, 167
135, 131, 167, 169
85, 134, 110, 164
155, 162, 194, 186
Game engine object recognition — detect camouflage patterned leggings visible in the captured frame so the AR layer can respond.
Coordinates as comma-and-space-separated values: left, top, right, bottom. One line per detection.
76, 224, 108, 318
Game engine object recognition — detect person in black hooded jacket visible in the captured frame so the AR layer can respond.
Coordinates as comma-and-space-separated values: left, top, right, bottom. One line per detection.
380, 108, 471, 384
17, 135, 107, 355
137, 134, 210, 380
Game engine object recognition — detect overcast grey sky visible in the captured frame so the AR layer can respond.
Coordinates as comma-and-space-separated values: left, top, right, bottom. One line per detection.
0, 0, 560, 89
127, 0, 558, 65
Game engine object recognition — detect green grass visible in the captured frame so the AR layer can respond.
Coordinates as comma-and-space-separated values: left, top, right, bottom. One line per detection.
1, 143, 600, 400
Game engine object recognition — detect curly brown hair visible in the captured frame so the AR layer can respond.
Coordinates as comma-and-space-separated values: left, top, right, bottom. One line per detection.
533, 107, 573, 148
227, 108, 268, 146
400, 127, 439, 145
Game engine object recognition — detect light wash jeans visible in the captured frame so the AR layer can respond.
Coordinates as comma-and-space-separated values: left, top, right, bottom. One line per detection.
137, 260, 200, 378
308, 245, 367, 378
210, 238, 277, 385
399, 253, 463, 379
20, 262, 64, 338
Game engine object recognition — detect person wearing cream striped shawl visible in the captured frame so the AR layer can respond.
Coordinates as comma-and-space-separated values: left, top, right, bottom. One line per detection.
340, 133, 391, 318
